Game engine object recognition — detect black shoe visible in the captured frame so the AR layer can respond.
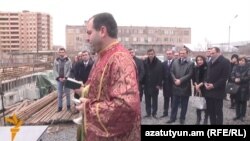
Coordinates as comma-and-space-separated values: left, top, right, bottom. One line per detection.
143, 115, 151, 118
57, 107, 62, 112
240, 117, 244, 122
203, 119, 208, 125
166, 119, 175, 123
196, 118, 201, 125
180, 119, 185, 125
195, 121, 200, 125
160, 114, 168, 118
233, 117, 240, 121
152, 115, 158, 119
67, 105, 71, 111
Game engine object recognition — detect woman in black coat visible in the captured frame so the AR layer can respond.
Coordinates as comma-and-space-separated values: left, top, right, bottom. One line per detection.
193, 55, 209, 125
230, 57, 250, 122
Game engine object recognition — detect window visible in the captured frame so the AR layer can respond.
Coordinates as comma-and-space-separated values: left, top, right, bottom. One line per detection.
159, 30, 164, 35
170, 30, 174, 35
0, 27, 8, 30
184, 31, 189, 36
133, 37, 137, 42
178, 38, 182, 43
164, 30, 169, 35
10, 32, 19, 34
0, 18, 8, 20
10, 23, 18, 25
10, 27, 19, 30
156, 38, 161, 42
10, 18, 18, 20
11, 45, 19, 48
140, 37, 144, 42
10, 13, 18, 16
148, 37, 152, 42
11, 40, 19, 43
148, 30, 153, 34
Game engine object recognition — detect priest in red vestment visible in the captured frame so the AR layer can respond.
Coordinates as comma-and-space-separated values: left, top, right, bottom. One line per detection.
75, 12, 141, 141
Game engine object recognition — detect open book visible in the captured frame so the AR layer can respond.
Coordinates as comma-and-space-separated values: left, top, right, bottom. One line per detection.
65, 78, 83, 89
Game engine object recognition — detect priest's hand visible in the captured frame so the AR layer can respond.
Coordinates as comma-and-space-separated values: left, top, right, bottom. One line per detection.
76, 97, 89, 112
74, 87, 83, 95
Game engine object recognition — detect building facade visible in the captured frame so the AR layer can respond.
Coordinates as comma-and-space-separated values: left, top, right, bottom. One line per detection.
66, 24, 191, 54
118, 26, 191, 54
66, 25, 88, 52
0, 10, 53, 53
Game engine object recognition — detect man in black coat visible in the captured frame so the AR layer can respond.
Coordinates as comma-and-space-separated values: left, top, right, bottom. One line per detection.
129, 48, 145, 101
143, 49, 163, 118
204, 47, 230, 125
167, 48, 193, 124
73, 50, 94, 98
79, 50, 94, 83
161, 49, 174, 117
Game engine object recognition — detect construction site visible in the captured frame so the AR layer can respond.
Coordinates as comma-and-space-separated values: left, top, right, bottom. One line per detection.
1, 11, 250, 141
0, 51, 80, 127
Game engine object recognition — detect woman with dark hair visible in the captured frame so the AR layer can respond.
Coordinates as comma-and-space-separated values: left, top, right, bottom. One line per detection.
230, 57, 250, 122
229, 54, 239, 109
193, 55, 209, 124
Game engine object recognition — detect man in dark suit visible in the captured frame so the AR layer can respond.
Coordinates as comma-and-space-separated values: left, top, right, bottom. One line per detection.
167, 48, 194, 124
73, 50, 94, 98
204, 47, 230, 125
128, 48, 145, 101
80, 50, 94, 83
161, 49, 174, 117
143, 49, 163, 118
206, 48, 212, 63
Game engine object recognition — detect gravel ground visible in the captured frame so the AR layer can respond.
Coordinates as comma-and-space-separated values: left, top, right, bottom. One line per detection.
40, 123, 78, 141
40, 90, 250, 141
141, 90, 250, 125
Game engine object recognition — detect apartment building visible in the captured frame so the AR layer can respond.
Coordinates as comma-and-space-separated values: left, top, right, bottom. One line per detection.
66, 25, 87, 52
66, 24, 191, 54
0, 10, 53, 53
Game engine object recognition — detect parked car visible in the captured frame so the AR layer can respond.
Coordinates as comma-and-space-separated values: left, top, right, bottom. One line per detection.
156, 55, 164, 62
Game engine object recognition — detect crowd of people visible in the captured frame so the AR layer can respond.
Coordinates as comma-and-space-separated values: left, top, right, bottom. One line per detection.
53, 12, 250, 141
138, 47, 250, 125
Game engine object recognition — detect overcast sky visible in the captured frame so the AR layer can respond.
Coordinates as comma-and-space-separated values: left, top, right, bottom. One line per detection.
1, 0, 250, 47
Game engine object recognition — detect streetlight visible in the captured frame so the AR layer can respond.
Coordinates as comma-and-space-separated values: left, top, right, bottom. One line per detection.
228, 14, 238, 52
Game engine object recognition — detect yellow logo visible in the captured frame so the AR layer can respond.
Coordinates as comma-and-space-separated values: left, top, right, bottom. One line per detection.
4, 114, 23, 141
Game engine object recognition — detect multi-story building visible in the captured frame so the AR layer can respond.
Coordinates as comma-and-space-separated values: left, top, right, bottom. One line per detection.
66, 24, 191, 54
66, 25, 87, 52
118, 26, 191, 54
0, 10, 53, 53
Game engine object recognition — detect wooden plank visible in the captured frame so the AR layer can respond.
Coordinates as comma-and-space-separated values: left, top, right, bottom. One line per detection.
26, 98, 57, 125
16, 92, 57, 121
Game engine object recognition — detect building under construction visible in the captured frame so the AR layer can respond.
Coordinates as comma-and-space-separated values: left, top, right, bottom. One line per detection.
0, 50, 80, 126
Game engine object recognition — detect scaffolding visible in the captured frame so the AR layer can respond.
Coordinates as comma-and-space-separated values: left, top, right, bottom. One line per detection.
0, 51, 56, 81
